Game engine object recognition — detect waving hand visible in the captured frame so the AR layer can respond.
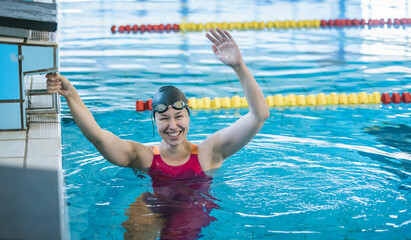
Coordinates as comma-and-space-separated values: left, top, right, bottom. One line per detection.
205, 28, 244, 68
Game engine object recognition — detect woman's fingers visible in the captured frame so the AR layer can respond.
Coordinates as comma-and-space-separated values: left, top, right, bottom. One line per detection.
46, 78, 59, 85
223, 30, 234, 41
206, 28, 232, 47
47, 87, 60, 93
209, 28, 224, 44
216, 28, 230, 42
205, 33, 220, 47
46, 78, 61, 93
45, 72, 57, 79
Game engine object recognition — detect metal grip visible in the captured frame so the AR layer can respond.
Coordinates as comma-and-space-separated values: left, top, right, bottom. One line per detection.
26, 89, 60, 114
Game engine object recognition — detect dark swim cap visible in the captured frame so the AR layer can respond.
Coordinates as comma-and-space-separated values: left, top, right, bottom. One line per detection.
152, 86, 190, 117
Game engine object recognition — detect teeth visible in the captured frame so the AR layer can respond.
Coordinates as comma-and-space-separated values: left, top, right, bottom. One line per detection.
169, 132, 179, 137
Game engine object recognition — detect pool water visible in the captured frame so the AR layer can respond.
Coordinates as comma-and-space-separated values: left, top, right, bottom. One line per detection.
58, 0, 411, 239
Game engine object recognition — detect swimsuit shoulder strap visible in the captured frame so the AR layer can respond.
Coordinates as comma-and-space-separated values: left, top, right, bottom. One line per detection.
153, 145, 160, 155
191, 144, 198, 154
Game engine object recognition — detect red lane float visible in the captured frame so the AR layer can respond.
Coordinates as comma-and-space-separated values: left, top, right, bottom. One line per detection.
136, 100, 144, 111
111, 23, 179, 34
112, 18, 411, 34
320, 18, 411, 28
401, 92, 411, 103
391, 93, 401, 104
145, 99, 153, 111
381, 92, 411, 104
136, 99, 152, 111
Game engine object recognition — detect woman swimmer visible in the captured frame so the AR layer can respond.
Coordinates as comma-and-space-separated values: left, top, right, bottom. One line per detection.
46, 28, 269, 239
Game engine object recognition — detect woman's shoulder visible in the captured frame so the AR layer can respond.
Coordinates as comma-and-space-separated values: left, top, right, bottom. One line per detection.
197, 140, 224, 170
128, 142, 155, 169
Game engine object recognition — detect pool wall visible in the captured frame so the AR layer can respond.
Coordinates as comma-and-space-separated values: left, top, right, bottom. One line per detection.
0, 0, 68, 239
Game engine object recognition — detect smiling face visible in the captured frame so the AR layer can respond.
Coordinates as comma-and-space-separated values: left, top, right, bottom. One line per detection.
155, 107, 190, 146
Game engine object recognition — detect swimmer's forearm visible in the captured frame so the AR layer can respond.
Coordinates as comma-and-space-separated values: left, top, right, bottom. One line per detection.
65, 87, 104, 143
232, 63, 270, 121
64, 87, 141, 168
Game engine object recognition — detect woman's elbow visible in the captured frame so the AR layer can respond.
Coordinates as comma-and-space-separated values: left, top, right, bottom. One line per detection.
254, 107, 270, 122
261, 108, 270, 121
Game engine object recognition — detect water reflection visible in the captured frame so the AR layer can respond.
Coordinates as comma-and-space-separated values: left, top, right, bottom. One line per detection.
363, 124, 411, 154
361, 123, 411, 190
122, 174, 219, 239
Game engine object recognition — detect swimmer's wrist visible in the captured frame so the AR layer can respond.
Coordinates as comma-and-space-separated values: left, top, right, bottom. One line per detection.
66, 86, 77, 98
231, 61, 246, 71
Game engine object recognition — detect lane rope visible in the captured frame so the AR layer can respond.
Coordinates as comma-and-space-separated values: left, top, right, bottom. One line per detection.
112, 18, 411, 34
135, 92, 411, 111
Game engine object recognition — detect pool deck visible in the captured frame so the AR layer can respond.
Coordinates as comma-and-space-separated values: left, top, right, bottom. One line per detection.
0, 75, 61, 168
0, 75, 68, 239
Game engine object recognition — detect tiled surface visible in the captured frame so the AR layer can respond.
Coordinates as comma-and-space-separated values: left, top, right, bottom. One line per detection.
0, 157, 24, 168
28, 123, 60, 139
0, 130, 26, 140
0, 44, 20, 100
0, 140, 26, 158
0, 73, 62, 170
22, 46, 55, 73
29, 113, 59, 123
0, 40, 64, 239
0, 103, 23, 130
26, 156, 61, 170
27, 138, 61, 158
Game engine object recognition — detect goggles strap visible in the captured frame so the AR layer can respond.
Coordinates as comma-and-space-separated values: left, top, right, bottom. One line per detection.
151, 113, 155, 138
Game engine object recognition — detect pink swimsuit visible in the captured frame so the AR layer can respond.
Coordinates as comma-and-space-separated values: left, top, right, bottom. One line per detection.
146, 144, 218, 240
148, 144, 205, 179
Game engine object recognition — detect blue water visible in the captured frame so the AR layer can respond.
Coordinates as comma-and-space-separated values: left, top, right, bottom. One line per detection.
58, 0, 411, 239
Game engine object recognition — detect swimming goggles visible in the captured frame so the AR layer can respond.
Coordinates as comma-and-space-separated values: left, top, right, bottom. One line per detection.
154, 100, 187, 113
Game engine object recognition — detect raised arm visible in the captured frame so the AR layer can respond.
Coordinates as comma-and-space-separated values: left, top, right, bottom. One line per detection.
46, 73, 152, 169
202, 28, 270, 168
